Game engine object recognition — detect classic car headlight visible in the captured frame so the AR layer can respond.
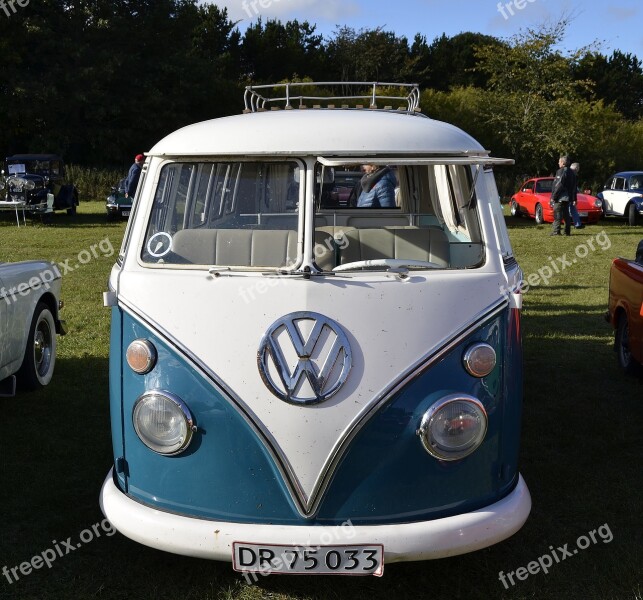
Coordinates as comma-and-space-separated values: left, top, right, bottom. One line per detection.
594, 198, 602, 208
417, 394, 487, 461
463, 343, 496, 377
133, 391, 195, 455
23, 180, 36, 191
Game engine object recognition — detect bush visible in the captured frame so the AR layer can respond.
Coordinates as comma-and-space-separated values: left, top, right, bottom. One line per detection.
66, 164, 125, 202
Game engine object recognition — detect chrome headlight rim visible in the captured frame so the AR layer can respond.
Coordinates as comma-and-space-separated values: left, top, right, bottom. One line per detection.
132, 390, 195, 456
463, 342, 497, 378
126, 338, 157, 374
418, 394, 488, 461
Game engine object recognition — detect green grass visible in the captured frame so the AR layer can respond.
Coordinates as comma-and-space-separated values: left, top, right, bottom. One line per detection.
0, 204, 641, 600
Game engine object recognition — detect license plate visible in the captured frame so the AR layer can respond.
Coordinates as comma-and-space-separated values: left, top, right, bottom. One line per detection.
579, 211, 588, 217
232, 542, 384, 576
122, 211, 130, 217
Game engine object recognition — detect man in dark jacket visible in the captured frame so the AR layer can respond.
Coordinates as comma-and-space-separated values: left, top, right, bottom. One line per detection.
550, 155, 575, 236
125, 154, 144, 199
356, 165, 397, 208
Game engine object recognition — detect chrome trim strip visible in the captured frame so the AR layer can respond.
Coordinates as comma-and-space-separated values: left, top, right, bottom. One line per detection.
118, 296, 508, 518
416, 394, 488, 460
117, 298, 311, 518
305, 298, 509, 515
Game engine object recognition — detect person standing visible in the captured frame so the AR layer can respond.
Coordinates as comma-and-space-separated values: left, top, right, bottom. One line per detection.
550, 155, 574, 236
125, 154, 144, 200
569, 162, 585, 229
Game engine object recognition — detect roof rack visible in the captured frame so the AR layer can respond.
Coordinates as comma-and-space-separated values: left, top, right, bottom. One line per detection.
243, 82, 421, 114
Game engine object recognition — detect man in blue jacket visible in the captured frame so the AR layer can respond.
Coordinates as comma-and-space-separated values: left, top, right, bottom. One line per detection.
125, 154, 144, 199
357, 165, 397, 208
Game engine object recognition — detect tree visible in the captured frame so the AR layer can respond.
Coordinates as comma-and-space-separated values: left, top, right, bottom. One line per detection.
575, 50, 643, 120
424, 32, 504, 91
325, 26, 410, 82
473, 18, 595, 175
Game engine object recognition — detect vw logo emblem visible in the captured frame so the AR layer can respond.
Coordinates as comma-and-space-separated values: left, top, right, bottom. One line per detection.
257, 312, 352, 405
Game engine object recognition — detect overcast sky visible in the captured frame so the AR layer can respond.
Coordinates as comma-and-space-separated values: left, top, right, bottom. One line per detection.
214, 0, 643, 59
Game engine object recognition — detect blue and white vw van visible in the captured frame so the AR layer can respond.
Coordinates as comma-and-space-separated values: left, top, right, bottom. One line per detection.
101, 83, 530, 576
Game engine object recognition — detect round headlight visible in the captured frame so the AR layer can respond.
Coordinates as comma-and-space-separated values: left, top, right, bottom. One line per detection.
23, 180, 36, 191
417, 394, 487, 461
133, 391, 195, 455
126, 339, 157, 374
594, 198, 602, 208
463, 343, 496, 378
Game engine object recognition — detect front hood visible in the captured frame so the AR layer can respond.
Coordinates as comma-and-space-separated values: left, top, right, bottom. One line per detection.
118, 267, 508, 509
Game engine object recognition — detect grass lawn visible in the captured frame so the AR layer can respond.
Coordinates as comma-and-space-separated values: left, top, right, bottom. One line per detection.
0, 203, 641, 600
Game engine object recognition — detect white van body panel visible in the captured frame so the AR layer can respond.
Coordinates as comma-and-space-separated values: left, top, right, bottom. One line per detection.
149, 110, 486, 158
117, 266, 506, 503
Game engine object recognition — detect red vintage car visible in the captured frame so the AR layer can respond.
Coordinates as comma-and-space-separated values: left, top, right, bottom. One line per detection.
510, 177, 603, 224
606, 240, 643, 374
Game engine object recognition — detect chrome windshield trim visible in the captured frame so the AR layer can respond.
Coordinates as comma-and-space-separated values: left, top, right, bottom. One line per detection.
317, 156, 515, 167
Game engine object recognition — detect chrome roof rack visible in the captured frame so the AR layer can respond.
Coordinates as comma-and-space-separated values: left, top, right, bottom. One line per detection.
243, 82, 421, 114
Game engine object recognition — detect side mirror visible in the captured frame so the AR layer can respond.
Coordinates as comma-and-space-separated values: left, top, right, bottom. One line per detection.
523, 188, 533, 194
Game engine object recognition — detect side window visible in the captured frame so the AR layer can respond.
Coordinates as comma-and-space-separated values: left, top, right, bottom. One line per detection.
613, 177, 626, 191
522, 181, 534, 192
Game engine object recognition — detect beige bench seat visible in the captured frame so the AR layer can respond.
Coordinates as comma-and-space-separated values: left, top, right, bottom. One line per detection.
171, 228, 297, 267
170, 226, 450, 269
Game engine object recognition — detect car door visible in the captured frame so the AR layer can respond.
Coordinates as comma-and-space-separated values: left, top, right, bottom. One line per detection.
603, 177, 626, 216
520, 180, 535, 215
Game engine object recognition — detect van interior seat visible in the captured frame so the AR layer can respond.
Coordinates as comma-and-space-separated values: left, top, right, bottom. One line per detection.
171, 228, 297, 267
170, 226, 450, 269
340, 227, 450, 267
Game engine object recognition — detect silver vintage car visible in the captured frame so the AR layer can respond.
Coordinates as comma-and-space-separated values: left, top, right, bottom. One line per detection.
0, 261, 66, 396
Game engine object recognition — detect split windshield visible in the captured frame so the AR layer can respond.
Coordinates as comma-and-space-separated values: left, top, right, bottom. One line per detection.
141, 160, 485, 271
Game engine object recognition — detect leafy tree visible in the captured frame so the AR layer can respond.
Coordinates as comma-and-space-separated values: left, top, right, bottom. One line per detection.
424, 32, 504, 91
575, 50, 643, 120
240, 18, 324, 83
473, 18, 595, 176
325, 26, 410, 83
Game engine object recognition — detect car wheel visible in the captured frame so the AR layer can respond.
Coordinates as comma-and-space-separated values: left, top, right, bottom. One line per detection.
615, 313, 638, 375
16, 302, 57, 389
627, 203, 638, 226
510, 200, 520, 217
535, 203, 544, 225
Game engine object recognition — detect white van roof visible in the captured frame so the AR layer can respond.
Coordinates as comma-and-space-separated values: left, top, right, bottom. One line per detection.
148, 109, 488, 158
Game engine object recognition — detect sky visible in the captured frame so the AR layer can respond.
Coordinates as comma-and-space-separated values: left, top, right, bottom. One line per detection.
214, 0, 643, 59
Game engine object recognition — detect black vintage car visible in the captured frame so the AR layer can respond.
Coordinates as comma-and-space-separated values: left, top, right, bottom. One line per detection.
3, 154, 79, 215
